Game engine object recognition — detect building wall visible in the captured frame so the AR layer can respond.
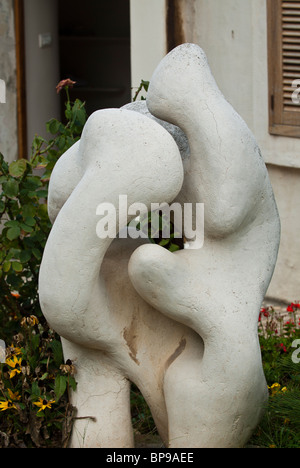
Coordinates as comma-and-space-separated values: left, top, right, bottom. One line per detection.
186, 0, 300, 301
0, 0, 18, 163
130, 0, 300, 302
24, 0, 60, 154
130, 0, 167, 98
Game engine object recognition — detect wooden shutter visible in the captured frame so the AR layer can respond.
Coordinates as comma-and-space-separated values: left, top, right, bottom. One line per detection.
268, 0, 300, 137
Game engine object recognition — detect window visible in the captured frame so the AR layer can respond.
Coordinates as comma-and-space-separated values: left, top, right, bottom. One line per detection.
267, 0, 300, 137
58, 0, 131, 117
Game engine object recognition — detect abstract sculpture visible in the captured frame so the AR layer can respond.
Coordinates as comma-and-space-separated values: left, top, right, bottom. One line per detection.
39, 44, 281, 448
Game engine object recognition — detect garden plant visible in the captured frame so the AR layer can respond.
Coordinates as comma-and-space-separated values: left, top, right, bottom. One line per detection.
0, 81, 299, 448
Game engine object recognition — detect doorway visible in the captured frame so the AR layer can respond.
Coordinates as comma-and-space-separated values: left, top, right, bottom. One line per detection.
58, 0, 131, 117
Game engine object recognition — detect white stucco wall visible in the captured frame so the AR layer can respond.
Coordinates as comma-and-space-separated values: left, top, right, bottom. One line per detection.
130, 0, 300, 302
187, 0, 300, 301
193, 0, 300, 170
0, 0, 18, 163
130, 0, 167, 98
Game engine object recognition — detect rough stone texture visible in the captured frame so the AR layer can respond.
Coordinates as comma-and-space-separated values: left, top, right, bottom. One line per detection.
122, 101, 190, 163
0, 0, 18, 163
39, 44, 281, 448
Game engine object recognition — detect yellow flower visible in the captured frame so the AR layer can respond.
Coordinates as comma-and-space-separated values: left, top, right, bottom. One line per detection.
7, 389, 21, 401
6, 356, 22, 368
281, 386, 287, 393
6, 356, 22, 379
0, 400, 17, 411
270, 382, 281, 390
8, 344, 22, 356
33, 397, 55, 413
21, 315, 39, 327
268, 382, 281, 396
28, 315, 39, 326
269, 444, 276, 448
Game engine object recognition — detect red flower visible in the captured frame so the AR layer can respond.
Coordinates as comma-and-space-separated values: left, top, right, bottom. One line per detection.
261, 307, 270, 317
280, 343, 287, 353
56, 78, 76, 94
292, 302, 300, 309
285, 320, 295, 326
287, 304, 294, 312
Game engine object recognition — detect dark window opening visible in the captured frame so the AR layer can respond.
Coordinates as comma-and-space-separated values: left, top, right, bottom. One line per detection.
58, 0, 131, 118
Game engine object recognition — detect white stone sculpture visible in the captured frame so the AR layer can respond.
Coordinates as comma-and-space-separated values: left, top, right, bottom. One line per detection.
39, 44, 280, 448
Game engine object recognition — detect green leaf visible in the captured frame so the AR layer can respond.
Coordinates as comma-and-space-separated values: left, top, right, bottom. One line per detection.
37, 204, 48, 219
75, 107, 86, 127
3, 261, 11, 273
68, 376, 77, 392
31, 333, 40, 351
12, 261, 23, 272
168, 243, 180, 253
141, 80, 150, 91
20, 223, 34, 233
0, 154, 9, 175
22, 204, 36, 218
35, 189, 48, 199
159, 239, 170, 247
25, 175, 43, 189
6, 273, 22, 288
46, 118, 60, 135
3, 179, 19, 198
5, 220, 20, 229
50, 340, 63, 366
32, 248, 42, 260
54, 375, 67, 401
31, 381, 41, 397
9, 159, 27, 178
24, 216, 36, 227
6, 248, 21, 260
19, 250, 32, 263
0, 200, 5, 213
6, 226, 21, 241
56, 135, 66, 151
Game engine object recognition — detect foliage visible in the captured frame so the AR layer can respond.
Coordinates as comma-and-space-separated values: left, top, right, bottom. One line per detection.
0, 323, 76, 448
0, 81, 87, 335
130, 383, 156, 435
0, 80, 87, 447
136, 211, 184, 252
133, 80, 149, 102
249, 303, 300, 448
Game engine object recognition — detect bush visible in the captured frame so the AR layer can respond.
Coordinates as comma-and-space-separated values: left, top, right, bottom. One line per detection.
0, 80, 87, 447
249, 303, 300, 448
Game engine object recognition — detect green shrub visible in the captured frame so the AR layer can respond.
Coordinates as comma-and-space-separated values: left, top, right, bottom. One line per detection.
249, 304, 300, 448
0, 80, 87, 447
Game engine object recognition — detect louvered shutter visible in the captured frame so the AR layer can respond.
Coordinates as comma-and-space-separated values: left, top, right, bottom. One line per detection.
268, 0, 300, 137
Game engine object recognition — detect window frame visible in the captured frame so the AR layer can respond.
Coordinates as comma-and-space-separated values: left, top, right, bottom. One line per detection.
267, 0, 300, 138
14, 0, 27, 159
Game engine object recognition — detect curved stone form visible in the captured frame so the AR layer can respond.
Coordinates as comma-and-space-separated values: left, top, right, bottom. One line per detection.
39, 44, 280, 448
